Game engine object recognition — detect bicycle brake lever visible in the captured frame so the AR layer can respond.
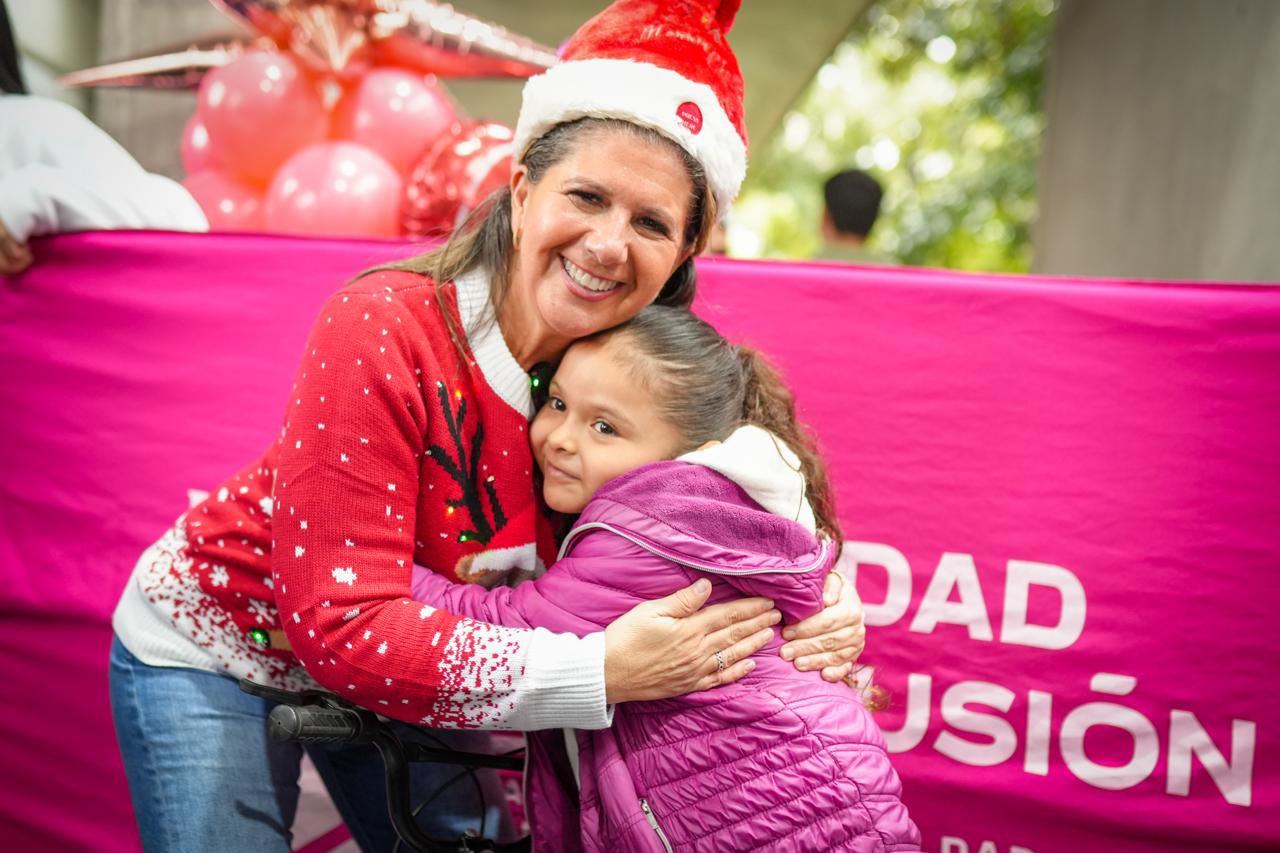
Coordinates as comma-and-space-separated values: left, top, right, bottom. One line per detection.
237, 677, 332, 707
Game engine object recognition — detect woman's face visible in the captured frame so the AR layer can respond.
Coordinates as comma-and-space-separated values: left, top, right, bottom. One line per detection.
506, 130, 695, 354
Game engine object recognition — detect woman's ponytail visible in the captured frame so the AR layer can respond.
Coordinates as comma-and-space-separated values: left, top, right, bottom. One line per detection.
736, 347, 842, 545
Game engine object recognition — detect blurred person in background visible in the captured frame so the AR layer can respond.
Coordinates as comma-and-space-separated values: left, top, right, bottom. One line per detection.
0, 0, 206, 276
817, 167, 891, 265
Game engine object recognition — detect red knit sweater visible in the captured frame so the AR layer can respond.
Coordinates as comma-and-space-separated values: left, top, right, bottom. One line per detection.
122, 270, 574, 727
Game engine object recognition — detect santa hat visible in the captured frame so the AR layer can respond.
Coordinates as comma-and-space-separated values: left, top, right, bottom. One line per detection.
514, 0, 748, 217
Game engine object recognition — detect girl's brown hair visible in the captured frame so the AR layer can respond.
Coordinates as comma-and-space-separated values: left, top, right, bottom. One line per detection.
595, 305, 842, 544
594, 306, 885, 706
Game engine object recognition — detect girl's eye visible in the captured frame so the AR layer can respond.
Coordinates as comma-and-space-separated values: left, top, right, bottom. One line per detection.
591, 420, 615, 436
548, 396, 566, 411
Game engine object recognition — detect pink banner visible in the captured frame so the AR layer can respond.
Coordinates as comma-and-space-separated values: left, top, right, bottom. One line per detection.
2, 232, 1277, 851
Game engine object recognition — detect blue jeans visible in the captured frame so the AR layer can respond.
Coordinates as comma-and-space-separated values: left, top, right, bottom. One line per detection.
109, 636, 513, 852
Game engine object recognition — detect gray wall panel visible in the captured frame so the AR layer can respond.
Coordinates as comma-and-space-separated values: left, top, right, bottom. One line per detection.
1034, 0, 1280, 282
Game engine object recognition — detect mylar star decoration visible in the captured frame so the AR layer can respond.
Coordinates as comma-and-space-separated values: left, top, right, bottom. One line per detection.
61, 0, 558, 89
59, 32, 253, 89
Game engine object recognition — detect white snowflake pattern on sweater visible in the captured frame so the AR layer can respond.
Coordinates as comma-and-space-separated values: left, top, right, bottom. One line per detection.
132, 520, 318, 690
114, 271, 608, 730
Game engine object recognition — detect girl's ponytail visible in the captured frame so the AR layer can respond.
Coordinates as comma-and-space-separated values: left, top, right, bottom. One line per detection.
736, 347, 842, 545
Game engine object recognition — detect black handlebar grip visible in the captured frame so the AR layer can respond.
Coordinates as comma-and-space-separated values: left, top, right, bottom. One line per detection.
268, 703, 363, 743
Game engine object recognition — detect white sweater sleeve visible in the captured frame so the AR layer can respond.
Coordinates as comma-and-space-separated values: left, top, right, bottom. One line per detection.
512, 629, 614, 730
0, 95, 207, 242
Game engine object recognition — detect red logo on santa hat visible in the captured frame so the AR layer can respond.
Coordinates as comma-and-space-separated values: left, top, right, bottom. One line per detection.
677, 101, 703, 135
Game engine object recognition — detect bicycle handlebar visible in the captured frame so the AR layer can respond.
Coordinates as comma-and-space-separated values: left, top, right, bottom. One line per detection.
268, 703, 369, 743
238, 678, 531, 852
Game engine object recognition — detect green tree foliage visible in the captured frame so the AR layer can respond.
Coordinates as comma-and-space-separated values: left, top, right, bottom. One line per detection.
732, 0, 1056, 272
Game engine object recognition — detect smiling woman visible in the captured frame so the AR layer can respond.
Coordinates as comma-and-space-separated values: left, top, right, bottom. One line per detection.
502, 123, 704, 364
107, 1, 869, 851
393, 114, 716, 368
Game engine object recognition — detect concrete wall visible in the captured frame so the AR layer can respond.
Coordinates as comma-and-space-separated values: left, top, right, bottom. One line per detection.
1034, 0, 1280, 282
10, 0, 100, 112
92, 0, 228, 180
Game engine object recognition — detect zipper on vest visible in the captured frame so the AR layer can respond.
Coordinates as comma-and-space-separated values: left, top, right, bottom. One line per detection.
639, 798, 674, 853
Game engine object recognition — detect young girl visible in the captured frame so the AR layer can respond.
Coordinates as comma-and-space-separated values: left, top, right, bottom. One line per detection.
412, 305, 919, 852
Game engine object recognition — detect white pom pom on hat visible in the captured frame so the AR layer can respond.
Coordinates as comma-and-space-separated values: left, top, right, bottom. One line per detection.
514, 0, 748, 217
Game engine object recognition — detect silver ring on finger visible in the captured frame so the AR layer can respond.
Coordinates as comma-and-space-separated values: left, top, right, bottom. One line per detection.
714, 650, 726, 672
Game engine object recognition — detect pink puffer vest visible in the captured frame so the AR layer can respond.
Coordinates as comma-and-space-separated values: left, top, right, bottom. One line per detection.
416, 461, 920, 851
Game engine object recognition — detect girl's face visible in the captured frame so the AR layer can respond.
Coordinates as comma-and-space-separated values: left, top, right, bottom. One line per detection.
530, 338, 684, 514
504, 129, 695, 364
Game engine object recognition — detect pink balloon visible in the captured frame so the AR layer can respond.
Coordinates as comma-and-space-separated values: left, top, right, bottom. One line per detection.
332, 69, 457, 175
180, 115, 216, 176
264, 142, 403, 237
183, 170, 265, 231
197, 50, 329, 187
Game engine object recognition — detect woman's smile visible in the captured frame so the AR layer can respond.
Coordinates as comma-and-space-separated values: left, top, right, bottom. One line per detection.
560, 255, 623, 300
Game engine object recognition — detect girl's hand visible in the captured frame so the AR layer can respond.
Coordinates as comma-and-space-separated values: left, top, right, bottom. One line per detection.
779, 571, 866, 682
603, 579, 782, 704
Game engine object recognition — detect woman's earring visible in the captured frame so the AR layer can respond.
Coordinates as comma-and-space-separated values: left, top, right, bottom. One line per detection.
513, 227, 522, 250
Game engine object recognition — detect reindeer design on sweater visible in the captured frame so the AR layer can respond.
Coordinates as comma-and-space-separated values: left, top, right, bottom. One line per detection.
426, 380, 541, 588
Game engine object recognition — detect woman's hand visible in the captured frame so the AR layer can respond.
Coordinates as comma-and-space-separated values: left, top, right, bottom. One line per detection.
779, 571, 866, 682
603, 579, 781, 704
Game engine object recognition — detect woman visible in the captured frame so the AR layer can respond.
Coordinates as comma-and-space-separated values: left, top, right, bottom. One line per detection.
108, 2, 867, 850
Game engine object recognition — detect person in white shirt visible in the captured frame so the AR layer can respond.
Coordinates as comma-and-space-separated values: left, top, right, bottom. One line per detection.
0, 93, 209, 275
0, 1, 207, 276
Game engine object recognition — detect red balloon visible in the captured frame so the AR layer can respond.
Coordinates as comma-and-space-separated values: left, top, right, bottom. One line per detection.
197, 50, 329, 187
180, 115, 216, 176
401, 121, 515, 238
332, 68, 457, 176
182, 170, 265, 231
264, 142, 403, 237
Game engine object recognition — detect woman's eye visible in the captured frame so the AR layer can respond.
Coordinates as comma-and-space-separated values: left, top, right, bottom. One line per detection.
548, 396, 566, 411
569, 189, 602, 206
591, 420, 615, 435
638, 217, 670, 237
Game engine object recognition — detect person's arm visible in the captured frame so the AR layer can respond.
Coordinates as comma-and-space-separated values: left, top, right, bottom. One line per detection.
415, 535, 866, 691
0, 164, 207, 243
0, 96, 206, 247
689, 539, 865, 684
410, 546, 786, 701
412, 531, 698, 637
272, 284, 779, 729
272, 285, 606, 730
410, 566, 549, 632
